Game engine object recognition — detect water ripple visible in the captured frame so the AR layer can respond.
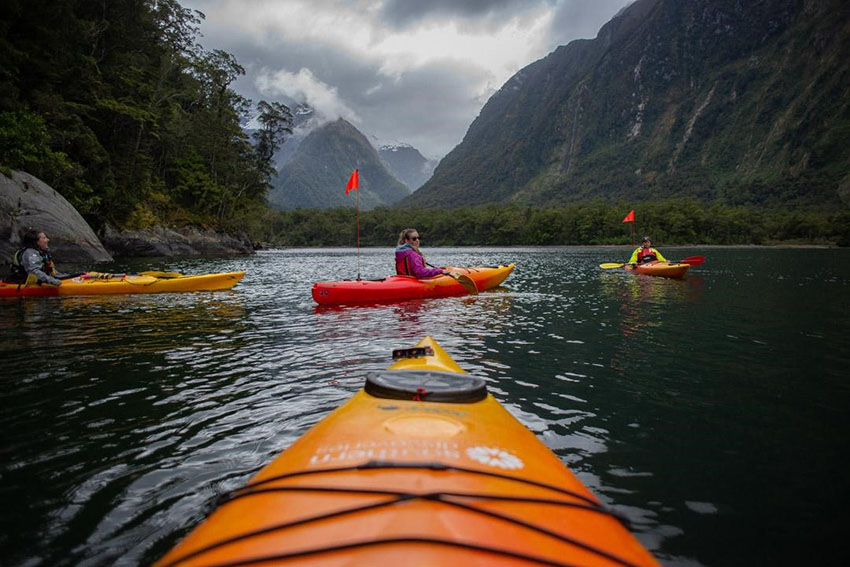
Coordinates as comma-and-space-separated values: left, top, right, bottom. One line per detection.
2, 247, 849, 566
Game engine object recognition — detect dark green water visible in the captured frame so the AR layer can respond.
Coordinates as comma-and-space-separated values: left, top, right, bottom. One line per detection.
1, 247, 848, 566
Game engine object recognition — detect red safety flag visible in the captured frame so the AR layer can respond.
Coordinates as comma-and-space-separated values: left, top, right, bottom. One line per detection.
345, 169, 359, 194
622, 209, 635, 223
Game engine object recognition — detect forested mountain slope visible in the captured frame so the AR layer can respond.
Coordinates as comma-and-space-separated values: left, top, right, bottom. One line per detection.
379, 144, 437, 191
405, 0, 850, 210
269, 119, 410, 210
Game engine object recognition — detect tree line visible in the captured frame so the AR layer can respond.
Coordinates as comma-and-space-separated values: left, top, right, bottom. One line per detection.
253, 199, 850, 247
0, 0, 291, 232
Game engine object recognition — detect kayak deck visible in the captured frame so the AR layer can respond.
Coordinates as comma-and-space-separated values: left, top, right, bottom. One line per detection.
157, 337, 659, 567
0, 271, 245, 297
312, 264, 515, 305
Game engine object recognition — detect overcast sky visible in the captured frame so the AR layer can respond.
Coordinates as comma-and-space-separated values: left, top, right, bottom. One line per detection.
181, 0, 633, 159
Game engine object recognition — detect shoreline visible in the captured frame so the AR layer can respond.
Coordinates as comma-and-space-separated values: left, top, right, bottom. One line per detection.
257, 243, 844, 250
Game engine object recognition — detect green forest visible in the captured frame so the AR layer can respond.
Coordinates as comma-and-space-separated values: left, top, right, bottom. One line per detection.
1, 1, 848, 247
257, 199, 850, 247
0, 0, 292, 233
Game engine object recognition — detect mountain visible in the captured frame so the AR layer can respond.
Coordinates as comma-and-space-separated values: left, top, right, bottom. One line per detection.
269, 102, 435, 194
268, 118, 411, 210
378, 144, 438, 190
404, 0, 850, 209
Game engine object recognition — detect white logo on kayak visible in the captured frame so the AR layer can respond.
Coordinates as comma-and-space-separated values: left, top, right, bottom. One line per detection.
465, 446, 524, 470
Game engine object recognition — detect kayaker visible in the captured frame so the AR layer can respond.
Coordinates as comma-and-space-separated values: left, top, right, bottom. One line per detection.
8, 229, 66, 285
628, 235, 668, 265
395, 229, 450, 278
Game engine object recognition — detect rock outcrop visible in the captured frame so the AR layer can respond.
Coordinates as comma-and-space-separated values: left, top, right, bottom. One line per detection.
101, 225, 253, 257
1, 169, 113, 263
2, 169, 254, 261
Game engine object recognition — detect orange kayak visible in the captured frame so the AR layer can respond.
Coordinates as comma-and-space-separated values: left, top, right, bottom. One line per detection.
157, 337, 659, 567
625, 261, 689, 279
312, 264, 514, 305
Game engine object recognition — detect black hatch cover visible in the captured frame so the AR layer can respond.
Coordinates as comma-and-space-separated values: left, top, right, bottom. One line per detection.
365, 370, 487, 403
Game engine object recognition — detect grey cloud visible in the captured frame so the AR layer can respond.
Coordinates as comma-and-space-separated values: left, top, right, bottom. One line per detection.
549, 0, 635, 45
183, 0, 633, 158
380, 0, 551, 30
351, 59, 492, 157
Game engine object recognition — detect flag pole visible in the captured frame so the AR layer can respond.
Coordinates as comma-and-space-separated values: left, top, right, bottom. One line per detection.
356, 184, 361, 280
345, 169, 361, 280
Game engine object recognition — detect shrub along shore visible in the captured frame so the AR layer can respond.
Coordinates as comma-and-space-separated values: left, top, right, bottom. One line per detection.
253, 199, 850, 247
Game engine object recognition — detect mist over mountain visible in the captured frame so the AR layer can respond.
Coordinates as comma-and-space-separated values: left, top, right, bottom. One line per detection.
269, 104, 316, 170
267, 103, 436, 206
378, 144, 438, 190
268, 118, 411, 210
404, 0, 850, 210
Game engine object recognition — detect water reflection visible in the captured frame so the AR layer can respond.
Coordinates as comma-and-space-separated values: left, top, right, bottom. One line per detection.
595, 274, 706, 374
2, 248, 849, 567
598, 272, 705, 305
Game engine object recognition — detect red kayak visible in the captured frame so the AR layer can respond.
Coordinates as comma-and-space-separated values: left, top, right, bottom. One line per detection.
312, 265, 514, 305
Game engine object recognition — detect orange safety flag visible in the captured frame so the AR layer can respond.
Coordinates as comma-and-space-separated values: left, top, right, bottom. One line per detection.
622, 209, 635, 223
345, 169, 359, 194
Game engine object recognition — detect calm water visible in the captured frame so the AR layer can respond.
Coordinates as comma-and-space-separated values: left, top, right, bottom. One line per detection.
1, 247, 848, 567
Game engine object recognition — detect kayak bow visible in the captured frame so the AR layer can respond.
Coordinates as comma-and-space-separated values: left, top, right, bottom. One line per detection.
157, 337, 659, 567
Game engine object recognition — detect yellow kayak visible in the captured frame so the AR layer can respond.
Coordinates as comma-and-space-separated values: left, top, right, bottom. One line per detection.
0, 271, 245, 297
157, 337, 659, 567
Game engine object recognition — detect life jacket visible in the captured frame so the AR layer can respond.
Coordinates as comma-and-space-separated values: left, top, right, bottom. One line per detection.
395, 253, 412, 276
6, 248, 54, 283
395, 244, 421, 276
6, 248, 29, 283
637, 248, 658, 263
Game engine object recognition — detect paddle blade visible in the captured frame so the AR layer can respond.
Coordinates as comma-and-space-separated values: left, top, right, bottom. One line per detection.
599, 263, 625, 269
457, 274, 478, 295
448, 271, 478, 295
124, 275, 158, 285
679, 256, 705, 266
139, 271, 183, 278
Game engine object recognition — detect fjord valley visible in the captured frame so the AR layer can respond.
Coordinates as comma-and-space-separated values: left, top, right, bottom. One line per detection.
254, 0, 850, 247
3, 2, 850, 567
3, 0, 849, 250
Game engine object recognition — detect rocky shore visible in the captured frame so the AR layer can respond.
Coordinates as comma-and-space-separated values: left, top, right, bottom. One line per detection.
2, 169, 254, 265
101, 225, 253, 258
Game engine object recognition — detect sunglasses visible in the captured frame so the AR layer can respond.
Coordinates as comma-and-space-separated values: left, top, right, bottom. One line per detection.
409, 236, 420, 241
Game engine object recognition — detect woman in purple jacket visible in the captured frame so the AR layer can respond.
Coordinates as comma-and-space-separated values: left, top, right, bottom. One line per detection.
395, 228, 450, 278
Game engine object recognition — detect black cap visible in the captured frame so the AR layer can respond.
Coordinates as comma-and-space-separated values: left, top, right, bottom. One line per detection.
642, 235, 651, 242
